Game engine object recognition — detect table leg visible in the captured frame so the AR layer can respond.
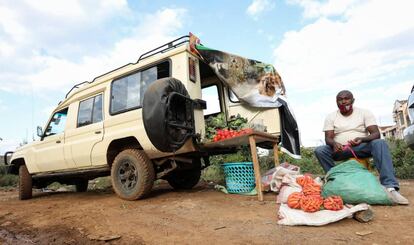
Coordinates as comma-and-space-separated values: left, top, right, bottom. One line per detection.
273, 143, 279, 167
249, 136, 263, 201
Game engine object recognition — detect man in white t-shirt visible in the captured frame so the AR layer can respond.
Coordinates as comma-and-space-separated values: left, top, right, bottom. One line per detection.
314, 90, 409, 205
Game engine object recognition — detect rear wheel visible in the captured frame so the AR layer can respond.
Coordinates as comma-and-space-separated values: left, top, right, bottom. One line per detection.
111, 149, 155, 200
75, 179, 89, 192
167, 159, 201, 190
19, 165, 32, 200
167, 168, 201, 190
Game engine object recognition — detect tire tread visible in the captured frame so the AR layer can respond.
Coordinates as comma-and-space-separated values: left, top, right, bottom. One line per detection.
111, 149, 155, 200
19, 165, 32, 200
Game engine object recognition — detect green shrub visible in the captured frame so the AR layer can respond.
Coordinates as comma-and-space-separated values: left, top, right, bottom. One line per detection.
0, 164, 18, 187
0, 174, 18, 187
90, 177, 112, 190
46, 182, 74, 191
279, 147, 324, 175
201, 146, 251, 184
201, 164, 225, 184
388, 138, 414, 179
0, 164, 7, 175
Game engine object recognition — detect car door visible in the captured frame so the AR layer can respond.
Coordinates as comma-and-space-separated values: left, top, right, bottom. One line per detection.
201, 84, 280, 135
226, 89, 280, 134
65, 94, 104, 167
34, 108, 69, 172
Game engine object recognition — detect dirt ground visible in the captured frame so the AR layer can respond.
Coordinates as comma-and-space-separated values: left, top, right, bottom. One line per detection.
0, 180, 413, 245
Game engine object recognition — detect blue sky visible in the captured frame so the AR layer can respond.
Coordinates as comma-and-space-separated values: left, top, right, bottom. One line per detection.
1, 0, 414, 154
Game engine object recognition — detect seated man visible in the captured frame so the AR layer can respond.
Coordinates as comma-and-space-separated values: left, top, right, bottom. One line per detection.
314, 90, 409, 205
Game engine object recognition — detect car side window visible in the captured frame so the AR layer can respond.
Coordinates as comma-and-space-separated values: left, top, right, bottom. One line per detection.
228, 89, 240, 103
77, 94, 103, 127
44, 108, 68, 137
110, 60, 170, 114
92, 94, 103, 123
202, 85, 221, 116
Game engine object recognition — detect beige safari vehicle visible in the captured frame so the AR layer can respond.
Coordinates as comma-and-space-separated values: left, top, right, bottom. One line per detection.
7, 34, 286, 201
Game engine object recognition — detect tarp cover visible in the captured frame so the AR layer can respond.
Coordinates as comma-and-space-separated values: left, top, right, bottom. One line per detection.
192, 38, 300, 158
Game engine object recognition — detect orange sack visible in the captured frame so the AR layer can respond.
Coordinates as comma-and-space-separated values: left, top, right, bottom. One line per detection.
323, 196, 344, 211
287, 192, 303, 209
296, 175, 314, 187
300, 195, 323, 213
302, 183, 321, 196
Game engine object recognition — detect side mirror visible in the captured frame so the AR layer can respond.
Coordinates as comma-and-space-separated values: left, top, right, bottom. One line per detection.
37, 126, 43, 137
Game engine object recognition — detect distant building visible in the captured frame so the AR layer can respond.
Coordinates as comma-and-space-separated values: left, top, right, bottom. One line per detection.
392, 100, 410, 139
379, 125, 397, 139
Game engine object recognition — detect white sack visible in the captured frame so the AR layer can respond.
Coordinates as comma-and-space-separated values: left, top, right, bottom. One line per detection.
277, 203, 370, 226
276, 185, 302, 204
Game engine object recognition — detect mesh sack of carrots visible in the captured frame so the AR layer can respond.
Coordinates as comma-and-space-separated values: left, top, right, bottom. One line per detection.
287, 175, 344, 212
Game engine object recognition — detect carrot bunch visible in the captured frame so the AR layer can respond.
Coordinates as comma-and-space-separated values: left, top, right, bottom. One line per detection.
323, 196, 344, 211
287, 175, 344, 212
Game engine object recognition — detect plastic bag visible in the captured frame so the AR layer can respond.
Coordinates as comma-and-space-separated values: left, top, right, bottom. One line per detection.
276, 185, 302, 204
278, 203, 370, 226
322, 160, 392, 205
263, 163, 300, 192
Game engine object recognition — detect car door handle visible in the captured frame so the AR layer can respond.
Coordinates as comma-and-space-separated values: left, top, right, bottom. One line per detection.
56, 140, 61, 144
95, 131, 102, 134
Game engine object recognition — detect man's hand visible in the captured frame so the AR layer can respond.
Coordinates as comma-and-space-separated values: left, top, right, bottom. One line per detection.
333, 142, 343, 153
348, 137, 362, 146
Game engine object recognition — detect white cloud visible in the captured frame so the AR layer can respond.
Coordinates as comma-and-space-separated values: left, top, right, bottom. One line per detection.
0, 5, 186, 94
275, 0, 414, 92
0, 6, 27, 43
247, 0, 275, 19
0, 139, 20, 155
22, 0, 127, 20
0, 100, 5, 112
287, 0, 361, 19
276, 0, 414, 146
23, 0, 85, 19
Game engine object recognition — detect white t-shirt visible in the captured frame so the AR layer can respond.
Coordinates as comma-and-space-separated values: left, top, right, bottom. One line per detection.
323, 107, 377, 145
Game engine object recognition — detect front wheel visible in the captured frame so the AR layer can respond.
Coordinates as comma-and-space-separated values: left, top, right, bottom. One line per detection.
111, 149, 155, 200
19, 165, 32, 200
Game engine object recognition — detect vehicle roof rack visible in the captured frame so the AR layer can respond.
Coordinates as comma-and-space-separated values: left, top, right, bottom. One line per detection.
65, 81, 89, 99
64, 35, 190, 99
137, 35, 189, 63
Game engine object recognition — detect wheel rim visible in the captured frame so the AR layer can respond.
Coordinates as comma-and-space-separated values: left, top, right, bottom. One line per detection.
118, 160, 138, 191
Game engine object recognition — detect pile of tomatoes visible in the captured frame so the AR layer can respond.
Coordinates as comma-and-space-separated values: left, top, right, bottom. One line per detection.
212, 128, 253, 142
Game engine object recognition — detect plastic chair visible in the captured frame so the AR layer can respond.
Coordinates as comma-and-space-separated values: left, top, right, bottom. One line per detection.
349, 157, 372, 170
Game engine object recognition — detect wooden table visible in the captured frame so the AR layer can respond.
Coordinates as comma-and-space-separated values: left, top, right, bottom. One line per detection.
202, 131, 280, 201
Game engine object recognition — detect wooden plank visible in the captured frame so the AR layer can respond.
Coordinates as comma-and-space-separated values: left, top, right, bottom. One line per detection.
249, 135, 263, 201
202, 131, 279, 149
252, 135, 278, 143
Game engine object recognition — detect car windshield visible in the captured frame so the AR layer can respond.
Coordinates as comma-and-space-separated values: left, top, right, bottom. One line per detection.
45, 108, 68, 136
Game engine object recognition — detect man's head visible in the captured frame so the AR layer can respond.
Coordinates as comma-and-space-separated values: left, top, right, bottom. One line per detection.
336, 90, 354, 115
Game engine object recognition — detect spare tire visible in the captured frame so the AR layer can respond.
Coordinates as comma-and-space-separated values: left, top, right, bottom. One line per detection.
142, 77, 194, 152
